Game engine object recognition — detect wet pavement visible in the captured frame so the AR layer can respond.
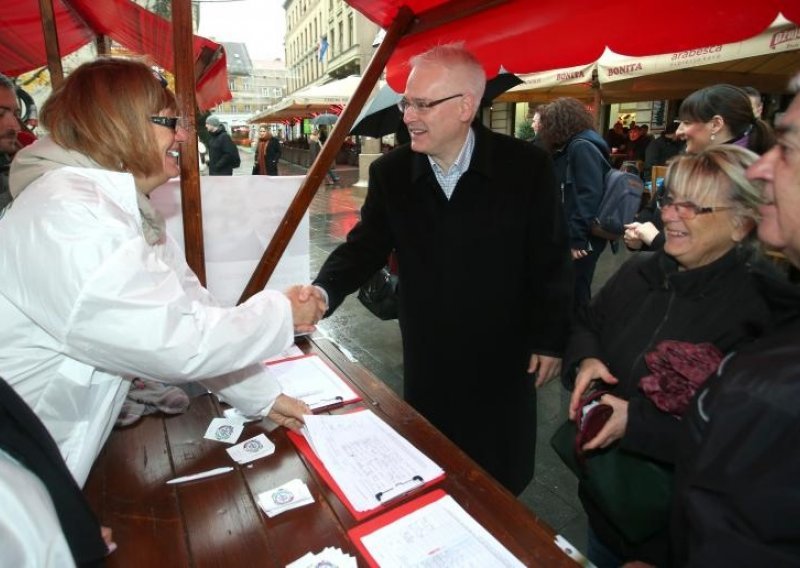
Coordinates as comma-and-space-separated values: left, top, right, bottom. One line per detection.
236, 146, 632, 556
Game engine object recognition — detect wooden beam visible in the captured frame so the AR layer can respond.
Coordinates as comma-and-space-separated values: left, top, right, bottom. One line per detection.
172, 0, 206, 285
238, 6, 416, 303
37, 0, 64, 86
406, 0, 506, 37
95, 34, 111, 56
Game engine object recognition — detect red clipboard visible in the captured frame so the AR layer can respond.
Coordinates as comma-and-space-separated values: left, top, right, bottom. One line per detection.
265, 353, 362, 412
286, 412, 445, 521
348, 489, 449, 567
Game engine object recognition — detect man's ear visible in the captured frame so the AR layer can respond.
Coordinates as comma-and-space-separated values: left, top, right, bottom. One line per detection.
459, 94, 477, 123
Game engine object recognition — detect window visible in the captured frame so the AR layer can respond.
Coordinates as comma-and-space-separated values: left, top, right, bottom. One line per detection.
348, 13, 353, 47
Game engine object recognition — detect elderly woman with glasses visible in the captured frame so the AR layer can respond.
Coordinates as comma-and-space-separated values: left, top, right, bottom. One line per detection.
0, 58, 320, 489
560, 145, 782, 567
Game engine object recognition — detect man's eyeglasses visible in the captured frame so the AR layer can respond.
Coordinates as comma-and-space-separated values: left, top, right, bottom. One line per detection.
397, 93, 463, 114
657, 194, 734, 220
150, 116, 181, 131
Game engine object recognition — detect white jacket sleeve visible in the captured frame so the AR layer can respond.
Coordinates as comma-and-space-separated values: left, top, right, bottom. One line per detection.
5, 170, 294, 416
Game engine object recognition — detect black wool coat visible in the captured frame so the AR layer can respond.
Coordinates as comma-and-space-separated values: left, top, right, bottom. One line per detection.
314, 124, 573, 494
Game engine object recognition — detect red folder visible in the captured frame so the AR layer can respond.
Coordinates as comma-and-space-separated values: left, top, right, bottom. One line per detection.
286, 414, 445, 521
348, 489, 450, 567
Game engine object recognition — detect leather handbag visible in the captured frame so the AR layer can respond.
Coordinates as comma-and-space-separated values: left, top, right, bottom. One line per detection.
357, 266, 399, 320
550, 395, 673, 544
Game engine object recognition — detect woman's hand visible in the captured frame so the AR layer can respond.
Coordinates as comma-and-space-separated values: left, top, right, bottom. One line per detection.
581, 394, 628, 450
623, 221, 659, 249
267, 394, 311, 432
569, 357, 618, 420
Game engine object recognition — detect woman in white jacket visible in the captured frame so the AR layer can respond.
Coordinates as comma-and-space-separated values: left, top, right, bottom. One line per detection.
0, 58, 321, 487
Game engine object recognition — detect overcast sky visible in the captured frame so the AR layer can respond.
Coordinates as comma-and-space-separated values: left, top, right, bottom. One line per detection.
197, 0, 286, 61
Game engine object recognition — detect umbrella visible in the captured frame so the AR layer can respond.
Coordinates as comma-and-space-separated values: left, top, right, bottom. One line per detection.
312, 113, 339, 126
350, 72, 523, 138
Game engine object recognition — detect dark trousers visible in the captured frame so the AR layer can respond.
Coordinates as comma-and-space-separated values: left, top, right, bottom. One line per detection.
573, 236, 607, 310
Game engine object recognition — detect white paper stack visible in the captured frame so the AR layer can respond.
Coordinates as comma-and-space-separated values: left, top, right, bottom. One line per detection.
225, 433, 276, 465
286, 547, 357, 568
257, 478, 314, 518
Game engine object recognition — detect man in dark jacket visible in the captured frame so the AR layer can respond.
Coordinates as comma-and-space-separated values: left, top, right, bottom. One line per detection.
643, 121, 682, 181
308, 44, 573, 495
673, 77, 800, 567
205, 115, 239, 175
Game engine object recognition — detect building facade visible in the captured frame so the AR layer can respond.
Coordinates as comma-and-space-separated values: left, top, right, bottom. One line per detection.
212, 43, 288, 140
283, 0, 379, 93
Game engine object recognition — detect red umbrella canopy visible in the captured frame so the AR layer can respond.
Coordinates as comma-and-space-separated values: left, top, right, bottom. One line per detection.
0, 0, 231, 110
346, 0, 800, 92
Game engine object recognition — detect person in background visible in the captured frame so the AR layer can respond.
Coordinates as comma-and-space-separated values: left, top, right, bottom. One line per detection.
566, 145, 775, 567
675, 84, 774, 155
741, 85, 764, 119
673, 74, 800, 568
627, 84, 776, 251
308, 129, 340, 185
0, 58, 321, 487
644, 121, 683, 181
0, 73, 21, 210
605, 121, 627, 154
306, 44, 573, 495
205, 115, 239, 175
539, 97, 609, 309
252, 126, 281, 176
530, 106, 546, 148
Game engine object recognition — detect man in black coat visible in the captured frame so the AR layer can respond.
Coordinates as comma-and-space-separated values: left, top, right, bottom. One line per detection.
309, 44, 573, 494
205, 115, 239, 175
672, 76, 800, 567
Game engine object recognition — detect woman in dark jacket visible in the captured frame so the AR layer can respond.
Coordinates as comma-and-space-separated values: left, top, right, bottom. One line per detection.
563, 145, 776, 567
539, 97, 610, 309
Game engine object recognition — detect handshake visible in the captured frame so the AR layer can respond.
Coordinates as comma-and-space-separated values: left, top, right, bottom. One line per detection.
284, 285, 328, 334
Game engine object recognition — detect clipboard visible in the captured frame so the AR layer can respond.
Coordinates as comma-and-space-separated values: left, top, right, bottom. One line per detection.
348, 490, 448, 567
265, 353, 361, 411
286, 411, 445, 521
348, 489, 525, 568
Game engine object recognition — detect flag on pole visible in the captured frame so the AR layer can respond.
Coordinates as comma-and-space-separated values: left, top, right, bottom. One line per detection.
318, 35, 329, 62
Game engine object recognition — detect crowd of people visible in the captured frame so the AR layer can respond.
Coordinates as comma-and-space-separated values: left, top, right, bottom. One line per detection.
0, 44, 798, 567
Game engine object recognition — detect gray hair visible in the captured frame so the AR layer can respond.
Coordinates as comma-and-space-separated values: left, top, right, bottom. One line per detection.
409, 43, 486, 104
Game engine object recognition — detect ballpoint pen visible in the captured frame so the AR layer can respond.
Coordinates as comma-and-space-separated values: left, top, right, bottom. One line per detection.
166, 466, 235, 485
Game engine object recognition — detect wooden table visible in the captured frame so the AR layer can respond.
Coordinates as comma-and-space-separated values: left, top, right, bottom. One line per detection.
84, 337, 576, 567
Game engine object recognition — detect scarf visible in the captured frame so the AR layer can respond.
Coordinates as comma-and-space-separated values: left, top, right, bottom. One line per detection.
10, 136, 165, 245
256, 139, 268, 175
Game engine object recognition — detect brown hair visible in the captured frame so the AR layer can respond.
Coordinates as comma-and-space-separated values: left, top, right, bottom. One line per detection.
538, 97, 596, 151
40, 58, 177, 177
678, 84, 775, 155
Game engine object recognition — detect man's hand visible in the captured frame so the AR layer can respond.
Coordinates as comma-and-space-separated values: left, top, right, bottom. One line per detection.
284, 285, 327, 333
569, 357, 618, 420
267, 394, 311, 432
528, 354, 562, 387
571, 248, 589, 260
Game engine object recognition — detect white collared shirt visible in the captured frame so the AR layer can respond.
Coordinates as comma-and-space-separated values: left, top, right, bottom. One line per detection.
428, 127, 475, 200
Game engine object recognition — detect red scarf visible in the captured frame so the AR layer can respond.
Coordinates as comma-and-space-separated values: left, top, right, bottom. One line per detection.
256, 140, 268, 174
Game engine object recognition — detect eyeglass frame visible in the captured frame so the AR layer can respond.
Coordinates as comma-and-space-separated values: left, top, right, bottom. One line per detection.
150, 116, 181, 131
656, 193, 734, 220
397, 93, 463, 114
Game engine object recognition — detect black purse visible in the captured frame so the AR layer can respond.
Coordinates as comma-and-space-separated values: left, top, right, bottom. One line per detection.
357, 267, 399, 320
